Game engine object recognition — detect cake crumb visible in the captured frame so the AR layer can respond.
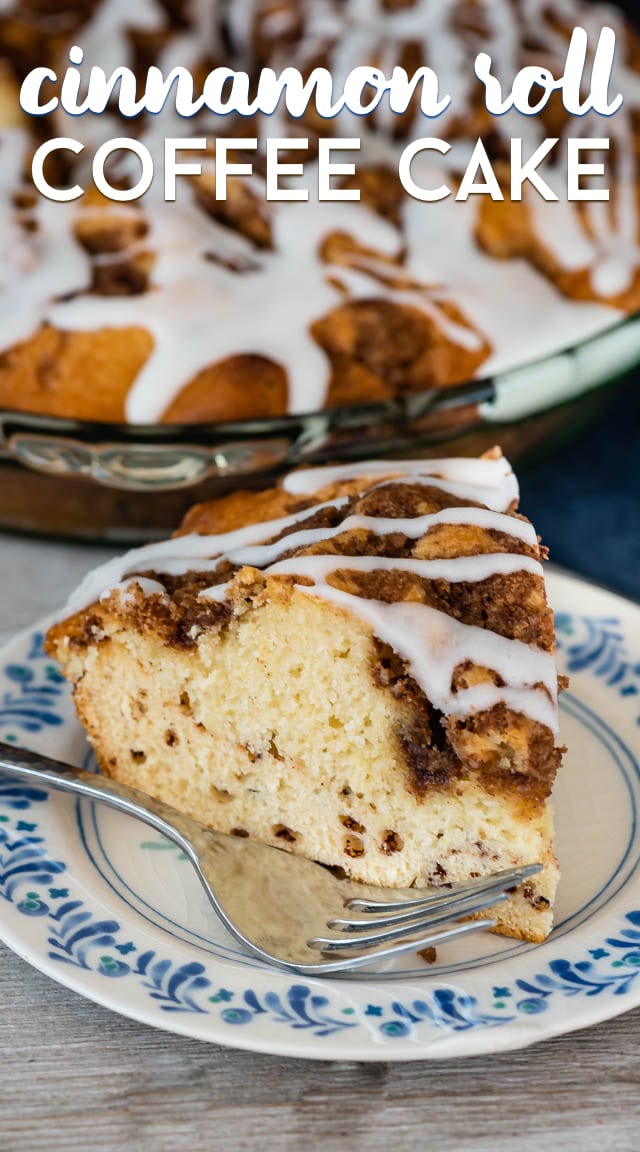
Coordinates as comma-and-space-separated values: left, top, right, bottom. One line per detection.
417, 946, 437, 964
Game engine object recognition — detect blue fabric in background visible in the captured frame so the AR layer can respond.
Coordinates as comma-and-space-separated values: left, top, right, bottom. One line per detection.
442, 0, 640, 604
518, 372, 640, 602
493, 0, 640, 602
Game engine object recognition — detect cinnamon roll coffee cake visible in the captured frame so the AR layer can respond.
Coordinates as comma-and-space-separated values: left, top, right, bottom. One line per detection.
1, 0, 640, 424
46, 450, 564, 942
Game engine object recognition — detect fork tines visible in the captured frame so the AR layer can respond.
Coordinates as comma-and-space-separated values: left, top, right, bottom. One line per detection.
308, 862, 543, 960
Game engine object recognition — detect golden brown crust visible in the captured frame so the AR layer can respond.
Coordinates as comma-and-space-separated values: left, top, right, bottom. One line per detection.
314, 300, 492, 405
160, 355, 289, 424
0, 324, 152, 422
177, 485, 312, 536
0, 58, 22, 129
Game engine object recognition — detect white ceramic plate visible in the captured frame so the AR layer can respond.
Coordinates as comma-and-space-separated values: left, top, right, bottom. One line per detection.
1, 568, 640, 1061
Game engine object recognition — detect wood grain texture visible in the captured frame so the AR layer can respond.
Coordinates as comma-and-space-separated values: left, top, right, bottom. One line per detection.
1, 944, 640, 1152
1, 535, 639, 1152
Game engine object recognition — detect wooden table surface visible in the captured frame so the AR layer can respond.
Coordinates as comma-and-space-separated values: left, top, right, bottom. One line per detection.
1, 534, 639, 1152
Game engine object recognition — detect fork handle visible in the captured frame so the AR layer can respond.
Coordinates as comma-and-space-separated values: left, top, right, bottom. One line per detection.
0, 739, 198, 859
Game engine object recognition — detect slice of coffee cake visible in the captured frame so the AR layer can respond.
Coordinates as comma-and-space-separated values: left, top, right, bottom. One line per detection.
46, 450, 564, 942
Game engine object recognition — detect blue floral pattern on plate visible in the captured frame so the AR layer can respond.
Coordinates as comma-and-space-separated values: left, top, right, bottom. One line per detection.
555, 613, 640, 715
2, 571, 640, 1059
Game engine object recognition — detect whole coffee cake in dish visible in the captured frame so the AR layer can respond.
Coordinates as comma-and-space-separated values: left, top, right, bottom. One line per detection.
1, 0, 640, 423
46, 449, 565, 942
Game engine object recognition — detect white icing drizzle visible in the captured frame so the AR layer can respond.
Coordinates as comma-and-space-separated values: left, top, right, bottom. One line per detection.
241, 550, 544, 584
106, 576, 169, 606
1, 0, 633, 421
198, 549, 557, 735
57, 450, 558, 734
230, 0, 640, 313
202, 551, 544, 603
293, 585, 559, 733
225, 505, 537, 567
73, 0, 166, 75
59, 497, 350, 617
282, 454, 520, 512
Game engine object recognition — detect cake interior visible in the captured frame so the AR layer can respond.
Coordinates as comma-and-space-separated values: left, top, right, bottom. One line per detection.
63, 588, 556, 941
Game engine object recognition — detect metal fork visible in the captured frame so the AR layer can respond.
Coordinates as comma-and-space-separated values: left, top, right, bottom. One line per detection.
0, 741, 541, 975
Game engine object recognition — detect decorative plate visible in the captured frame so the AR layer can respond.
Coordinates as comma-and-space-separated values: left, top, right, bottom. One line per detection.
1, 568, 640, 1061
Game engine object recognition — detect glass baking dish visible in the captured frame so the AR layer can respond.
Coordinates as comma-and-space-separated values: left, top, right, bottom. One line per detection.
1, 310, 639, 542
